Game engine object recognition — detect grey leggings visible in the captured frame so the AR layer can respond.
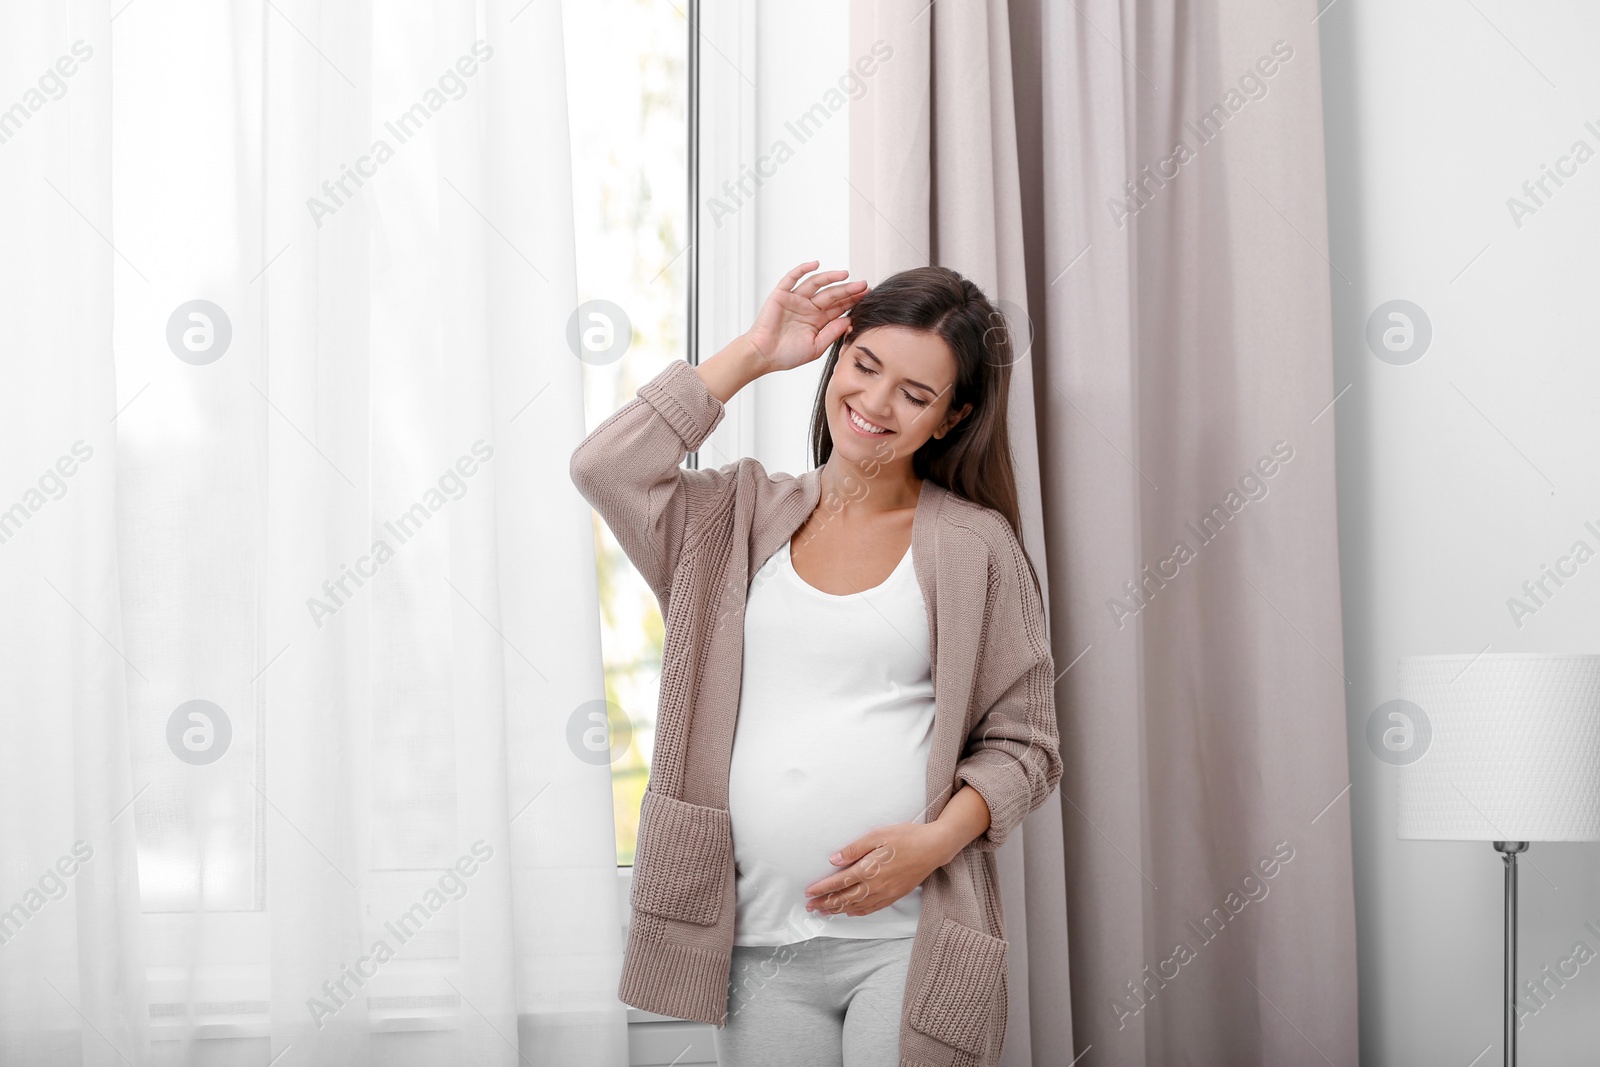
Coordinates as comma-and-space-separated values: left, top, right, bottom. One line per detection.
715, 935, 914, 1067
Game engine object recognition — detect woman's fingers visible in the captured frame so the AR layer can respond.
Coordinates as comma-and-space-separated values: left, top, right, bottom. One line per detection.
792, 268, 852, 300
813, 279, 869, 311
776, 260, 820, 292
814, 314, 854, 356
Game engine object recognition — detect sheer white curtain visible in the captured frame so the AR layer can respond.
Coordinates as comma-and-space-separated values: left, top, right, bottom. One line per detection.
0, 2, 626, 1065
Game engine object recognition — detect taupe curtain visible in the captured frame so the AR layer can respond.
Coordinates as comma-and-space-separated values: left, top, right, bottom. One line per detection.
850, 1, 1359, 1063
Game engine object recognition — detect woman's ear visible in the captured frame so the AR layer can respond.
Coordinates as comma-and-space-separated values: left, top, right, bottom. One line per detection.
937, 401, 974, 439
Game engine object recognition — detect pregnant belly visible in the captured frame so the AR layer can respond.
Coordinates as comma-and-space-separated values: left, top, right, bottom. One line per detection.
727, 728, 931, 938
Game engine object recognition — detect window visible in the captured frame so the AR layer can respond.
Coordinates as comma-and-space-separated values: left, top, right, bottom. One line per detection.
563, 0, 691, 866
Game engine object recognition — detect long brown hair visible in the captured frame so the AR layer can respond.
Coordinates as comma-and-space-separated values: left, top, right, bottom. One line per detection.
807, 265, 1042, 602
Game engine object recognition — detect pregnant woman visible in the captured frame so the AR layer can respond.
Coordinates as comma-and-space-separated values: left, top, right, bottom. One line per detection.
569, 261, 1063, 1067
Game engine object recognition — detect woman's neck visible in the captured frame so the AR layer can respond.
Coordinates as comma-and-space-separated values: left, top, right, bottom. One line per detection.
817, 456, 923, 516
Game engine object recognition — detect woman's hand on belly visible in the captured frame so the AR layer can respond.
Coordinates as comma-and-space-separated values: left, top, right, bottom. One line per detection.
801, 822, 951, 917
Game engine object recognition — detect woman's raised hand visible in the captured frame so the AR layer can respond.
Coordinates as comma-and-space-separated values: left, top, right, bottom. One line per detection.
742, 261, 869, 373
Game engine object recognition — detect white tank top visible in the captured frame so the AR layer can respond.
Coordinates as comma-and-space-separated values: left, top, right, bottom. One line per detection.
728, 534, 936, 946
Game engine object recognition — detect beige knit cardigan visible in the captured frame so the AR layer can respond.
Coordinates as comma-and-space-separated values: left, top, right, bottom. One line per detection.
569, 358, 1064, 1067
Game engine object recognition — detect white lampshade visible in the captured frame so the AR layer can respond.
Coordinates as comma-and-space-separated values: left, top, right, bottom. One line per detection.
1396, 653, 1600, 842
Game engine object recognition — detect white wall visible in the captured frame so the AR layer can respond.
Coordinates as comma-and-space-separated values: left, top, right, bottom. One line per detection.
746, 0, 854, 472
696, 0, 853, 477
1320, 2, 1600, 1062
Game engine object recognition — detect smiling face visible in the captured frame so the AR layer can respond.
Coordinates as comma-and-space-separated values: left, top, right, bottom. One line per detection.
825, 325, 972, 470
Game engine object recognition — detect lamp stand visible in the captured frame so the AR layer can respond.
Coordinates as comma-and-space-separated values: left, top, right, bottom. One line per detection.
1495, 841, 1529, 1067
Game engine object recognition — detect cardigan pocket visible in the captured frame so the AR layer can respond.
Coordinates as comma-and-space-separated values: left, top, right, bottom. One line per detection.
630, 789, 733, 927
907, 916, 1009, 1055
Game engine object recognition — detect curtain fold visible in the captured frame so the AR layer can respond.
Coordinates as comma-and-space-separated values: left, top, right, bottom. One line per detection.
0, 2, 627, 1064
850, 1, 1359, 1063
0, 3, 150, 1062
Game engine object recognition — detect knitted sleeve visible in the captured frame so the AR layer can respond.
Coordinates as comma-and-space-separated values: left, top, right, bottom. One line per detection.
569, 359, 738, 604
952, 520, 1064, 852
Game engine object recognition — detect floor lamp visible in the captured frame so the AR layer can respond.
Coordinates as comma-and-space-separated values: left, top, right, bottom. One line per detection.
1396, 653, 1600, 1067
